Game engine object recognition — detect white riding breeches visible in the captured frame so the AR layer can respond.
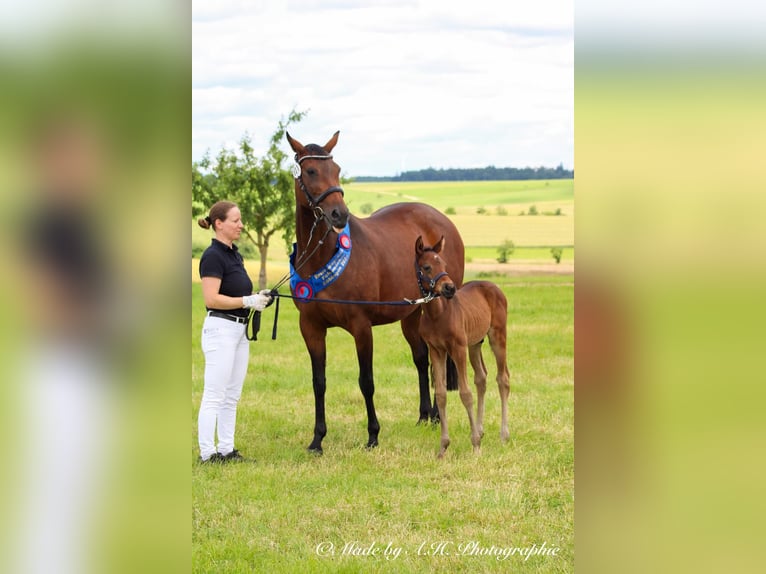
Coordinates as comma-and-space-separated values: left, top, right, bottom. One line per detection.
198, 315, 249, 459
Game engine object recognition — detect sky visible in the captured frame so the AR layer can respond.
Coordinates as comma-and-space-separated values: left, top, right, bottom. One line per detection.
192, 0, 574, 177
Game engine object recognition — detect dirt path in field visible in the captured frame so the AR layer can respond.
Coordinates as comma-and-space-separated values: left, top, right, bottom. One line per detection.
466, 260, 574, 276
354, 188, 420, 201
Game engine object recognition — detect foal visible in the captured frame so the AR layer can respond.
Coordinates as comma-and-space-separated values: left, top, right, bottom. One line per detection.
415, 236, 511, 458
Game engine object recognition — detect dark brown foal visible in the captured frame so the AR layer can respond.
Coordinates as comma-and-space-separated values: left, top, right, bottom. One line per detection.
415, 235, 510, 458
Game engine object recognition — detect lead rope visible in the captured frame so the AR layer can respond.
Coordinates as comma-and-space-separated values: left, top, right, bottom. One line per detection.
246, 309, 261, 341
271, 295, 280, 339
266, 257, 441, 340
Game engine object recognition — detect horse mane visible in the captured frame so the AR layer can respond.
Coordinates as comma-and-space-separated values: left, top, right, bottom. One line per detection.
303, 143, 330, 156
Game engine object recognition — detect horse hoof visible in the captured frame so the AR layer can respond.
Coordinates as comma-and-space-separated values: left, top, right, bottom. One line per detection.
307, 445, 323, 456
366, 440, 379, 449
416, 416, 429, 426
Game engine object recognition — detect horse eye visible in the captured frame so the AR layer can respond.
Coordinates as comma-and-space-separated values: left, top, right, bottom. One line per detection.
307, 168, 317, 176
423, 265, 431, 273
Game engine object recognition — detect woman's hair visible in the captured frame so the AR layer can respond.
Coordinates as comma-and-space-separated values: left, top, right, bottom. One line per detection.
198, 200, 237, 230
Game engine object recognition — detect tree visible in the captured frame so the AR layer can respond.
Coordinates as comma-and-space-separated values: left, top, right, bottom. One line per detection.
192, 109, 308, 289
497, 239, 515, 264
551, 247, 563, 264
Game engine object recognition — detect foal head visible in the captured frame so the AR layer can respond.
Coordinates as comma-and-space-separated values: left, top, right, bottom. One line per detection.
415, 235, 457, 299
286, 131, 349, 230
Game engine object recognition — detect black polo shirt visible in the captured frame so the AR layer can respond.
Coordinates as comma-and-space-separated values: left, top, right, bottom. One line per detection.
199, 239, 253, 318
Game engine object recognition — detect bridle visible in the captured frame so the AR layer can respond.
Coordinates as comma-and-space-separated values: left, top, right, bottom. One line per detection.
292, 153, 345, 212
285, 152, 347, 287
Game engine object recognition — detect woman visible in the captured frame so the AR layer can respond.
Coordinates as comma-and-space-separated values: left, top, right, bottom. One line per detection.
197, 201, 272, 463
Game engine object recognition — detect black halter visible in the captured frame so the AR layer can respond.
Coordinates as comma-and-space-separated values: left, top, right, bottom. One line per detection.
415, 256, 449, 298
294, 153, 344, 210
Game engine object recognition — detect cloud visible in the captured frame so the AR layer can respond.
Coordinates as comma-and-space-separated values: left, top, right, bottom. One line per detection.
193, 0, 573, 175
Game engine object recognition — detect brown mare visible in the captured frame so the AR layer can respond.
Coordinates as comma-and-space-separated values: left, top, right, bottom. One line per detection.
285, 131, 465, 453
415, 235, 510, 458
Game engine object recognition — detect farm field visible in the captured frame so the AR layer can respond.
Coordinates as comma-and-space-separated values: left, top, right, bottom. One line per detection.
192, 274, 573, 573
344, 179, 573, 216
192, 179, 574, 272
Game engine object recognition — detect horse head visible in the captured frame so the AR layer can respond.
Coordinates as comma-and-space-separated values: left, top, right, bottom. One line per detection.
415, 235, 456, 299
286, 131, 349, 231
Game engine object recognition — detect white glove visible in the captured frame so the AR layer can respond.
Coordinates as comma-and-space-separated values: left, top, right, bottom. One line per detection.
242, 291, 272, 311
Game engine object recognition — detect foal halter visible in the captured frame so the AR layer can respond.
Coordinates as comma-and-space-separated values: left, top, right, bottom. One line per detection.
293, 153, 345, 210
415, 256, 450, 299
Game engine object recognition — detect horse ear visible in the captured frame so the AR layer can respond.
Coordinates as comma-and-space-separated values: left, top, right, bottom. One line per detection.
323, 131, 340, 153
286, 131, 304, 154
434, 236, 445, 253
415, 235, 424, 256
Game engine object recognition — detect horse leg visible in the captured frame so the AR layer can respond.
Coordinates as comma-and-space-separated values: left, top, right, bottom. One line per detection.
451, 346, 481, 454
301, 320, 327, 454
468, 342, 487, 440
429, 349, 450, 458
400, 311, 434, 424
353, 326, 381, 449
489, 321, 511, 443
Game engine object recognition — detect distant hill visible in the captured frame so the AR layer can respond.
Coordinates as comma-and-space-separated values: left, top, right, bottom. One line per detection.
354, 165, 573, 182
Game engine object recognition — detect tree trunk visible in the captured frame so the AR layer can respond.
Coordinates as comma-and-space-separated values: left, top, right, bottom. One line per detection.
258, 244, 268, 290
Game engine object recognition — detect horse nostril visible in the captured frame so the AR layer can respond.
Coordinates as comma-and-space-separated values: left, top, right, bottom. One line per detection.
443, 284, 456, 298
331, 208, 348, 227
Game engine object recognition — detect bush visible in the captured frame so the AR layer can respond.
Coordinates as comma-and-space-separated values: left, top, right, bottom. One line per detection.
551, 247, 563, 263
527, 205, 539, 216
445, 206, 456, 215
496, 205, 508, 216
497, 239, 515, 263
476, 206, 487, 215
359, 203, 373, 214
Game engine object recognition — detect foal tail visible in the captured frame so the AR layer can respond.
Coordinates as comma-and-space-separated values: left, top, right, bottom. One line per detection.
446, 354, 459, 391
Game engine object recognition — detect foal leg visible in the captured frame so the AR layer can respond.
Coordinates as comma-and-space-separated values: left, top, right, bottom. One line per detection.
429, 349, 450, 458
353, 326, 381, 449
468, 343, 487, 439
489, 324, 511, 443
451, 346, 481, 454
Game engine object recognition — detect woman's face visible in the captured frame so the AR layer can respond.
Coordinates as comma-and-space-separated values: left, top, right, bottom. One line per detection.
217, 207, 244, 244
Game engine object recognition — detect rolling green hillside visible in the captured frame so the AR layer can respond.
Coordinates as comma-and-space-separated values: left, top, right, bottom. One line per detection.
192, 179, 574, 265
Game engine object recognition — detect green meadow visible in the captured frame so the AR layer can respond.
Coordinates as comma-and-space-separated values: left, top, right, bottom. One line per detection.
192, 180, 573, 572
192, 179, 574, 265
192, 276, 573, 573
344, 180, 573, 216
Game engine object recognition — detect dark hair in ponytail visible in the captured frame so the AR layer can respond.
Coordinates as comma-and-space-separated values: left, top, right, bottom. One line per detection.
197, 201, 237, 230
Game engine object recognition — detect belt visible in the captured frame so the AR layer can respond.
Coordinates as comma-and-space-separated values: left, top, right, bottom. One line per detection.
207, 311, 248, 324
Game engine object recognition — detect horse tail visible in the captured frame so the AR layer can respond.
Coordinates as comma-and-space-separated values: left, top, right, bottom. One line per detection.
478, 348, 487, 381
446, 355, 459, 391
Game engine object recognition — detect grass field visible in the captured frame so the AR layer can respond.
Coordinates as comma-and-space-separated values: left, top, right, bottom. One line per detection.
191, 272, 574, 573
344, 180, 573, 216
192, 180, 574, 262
